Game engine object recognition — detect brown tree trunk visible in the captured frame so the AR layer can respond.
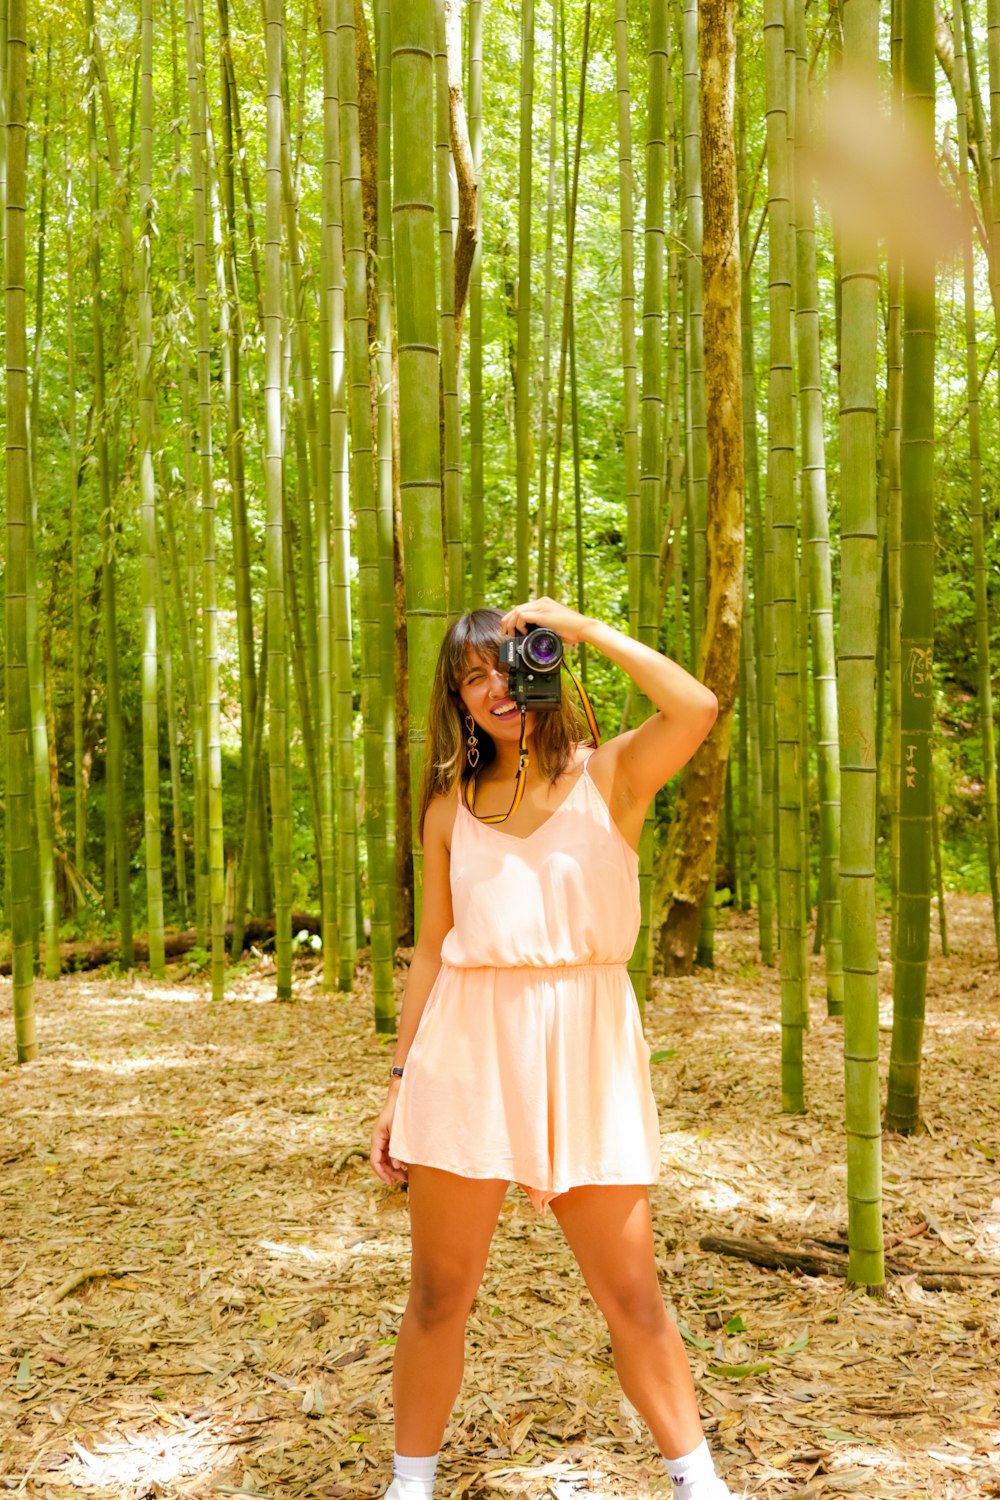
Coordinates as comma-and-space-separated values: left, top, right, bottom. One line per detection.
355, 0, 378, 347
654, 0, 744, 973
445, 0, 477, 350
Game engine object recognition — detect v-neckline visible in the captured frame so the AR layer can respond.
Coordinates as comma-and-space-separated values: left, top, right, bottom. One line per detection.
461, 760, 590, 843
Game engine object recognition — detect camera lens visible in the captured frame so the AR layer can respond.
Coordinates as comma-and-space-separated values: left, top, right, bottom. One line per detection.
522, 628, 563, 672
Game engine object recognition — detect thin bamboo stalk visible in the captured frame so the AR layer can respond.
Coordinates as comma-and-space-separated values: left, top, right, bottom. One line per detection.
468, 0, 484, 606
156, 518, 188, 924
514, 0, 535, 595
26, 48, 59, 980
544, 0, 590, 603
87, 0, 134, 966
134, 0, 165, 973
437, 0, 464, 611
265, 0, 294, 998
321, 0, 358, 990
838, 0, 886, 1287
6, 0, 36, 1059
375, 0, 399, 958
536, 2, 560, 596
885, 0, 936, 1135
765, 0, 806, 1106
344, 0, 395, 1023
954, 0, 1000, 960
613, 0, 640, 640
185, 0, 226, 999
66, 145, 85, 880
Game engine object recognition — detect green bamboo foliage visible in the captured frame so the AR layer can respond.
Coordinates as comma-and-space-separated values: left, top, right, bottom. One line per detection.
6, 0, 36, 1060
139, 0, 165, 976
792, 0, 842, 1014
468, 0, 484, 606
885, 0, 936, 1134
342, 0, 395, 1024
514, 0, 534, 596
764, 0, 806, 1108
838, 0, 885, 1286
265, 0, 293, 998
321, 0, 357, 990
392, 0, 448, 940
185, 0, 225, 1000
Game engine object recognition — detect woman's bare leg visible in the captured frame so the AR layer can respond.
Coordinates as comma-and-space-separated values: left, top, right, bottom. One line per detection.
550, 1184, 705, 1459
392, 1167, 509, 1456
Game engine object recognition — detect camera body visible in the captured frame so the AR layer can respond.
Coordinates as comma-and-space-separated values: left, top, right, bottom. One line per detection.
498, 626, 564, 711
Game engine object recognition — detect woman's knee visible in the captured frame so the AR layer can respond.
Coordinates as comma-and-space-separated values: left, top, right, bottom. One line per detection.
593, 1275, 669, 1337
406, 1260, 482, 1330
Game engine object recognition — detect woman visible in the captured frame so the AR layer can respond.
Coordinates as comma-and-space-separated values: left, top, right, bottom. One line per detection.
369, 599, 738, 1500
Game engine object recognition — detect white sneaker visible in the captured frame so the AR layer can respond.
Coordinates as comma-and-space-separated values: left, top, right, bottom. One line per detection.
382, 1482, 434, 1500
672, 1480, 741, 1500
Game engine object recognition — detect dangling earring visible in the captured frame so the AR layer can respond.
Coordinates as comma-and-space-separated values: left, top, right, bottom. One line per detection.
464, 713, 480, 769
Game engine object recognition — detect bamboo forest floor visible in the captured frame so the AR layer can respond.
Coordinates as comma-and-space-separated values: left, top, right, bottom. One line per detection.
2, 898, 999, 1500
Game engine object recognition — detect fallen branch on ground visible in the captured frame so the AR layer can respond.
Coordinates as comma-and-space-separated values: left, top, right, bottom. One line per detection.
698, 1233, 1000, 1292
0, 912, 323, 976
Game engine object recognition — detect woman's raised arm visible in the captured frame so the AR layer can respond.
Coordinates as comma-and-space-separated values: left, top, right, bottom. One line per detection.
500, 597, 718, 819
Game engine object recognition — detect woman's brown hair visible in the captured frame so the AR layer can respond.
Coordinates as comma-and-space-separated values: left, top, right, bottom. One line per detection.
416, 608, 592, 842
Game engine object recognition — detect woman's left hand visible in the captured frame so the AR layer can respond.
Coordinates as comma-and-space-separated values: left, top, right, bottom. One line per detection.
499, 597, 592, 647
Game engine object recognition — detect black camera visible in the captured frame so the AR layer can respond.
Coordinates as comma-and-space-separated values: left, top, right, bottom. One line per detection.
498, 626, 564, 711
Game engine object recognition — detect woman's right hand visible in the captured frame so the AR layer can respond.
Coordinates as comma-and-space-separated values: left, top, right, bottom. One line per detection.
369, 1091, 409, 1186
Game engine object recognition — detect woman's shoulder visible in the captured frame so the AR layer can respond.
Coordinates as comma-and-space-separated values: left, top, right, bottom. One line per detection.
580, 737, 622, 807
423, 781, 462, 850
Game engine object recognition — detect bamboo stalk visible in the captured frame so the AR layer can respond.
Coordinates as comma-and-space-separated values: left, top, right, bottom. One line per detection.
6, 0, 36, 1059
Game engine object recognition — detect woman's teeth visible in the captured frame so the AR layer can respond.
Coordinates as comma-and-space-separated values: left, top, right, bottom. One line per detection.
491, 703, 517, 717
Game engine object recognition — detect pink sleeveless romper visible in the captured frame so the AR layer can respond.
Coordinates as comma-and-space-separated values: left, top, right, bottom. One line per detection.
388, 753, 662, 1215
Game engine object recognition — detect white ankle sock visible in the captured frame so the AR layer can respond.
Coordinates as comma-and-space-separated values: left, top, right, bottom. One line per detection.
391, 1450, 439, 1498
662, 1437, 718, 1492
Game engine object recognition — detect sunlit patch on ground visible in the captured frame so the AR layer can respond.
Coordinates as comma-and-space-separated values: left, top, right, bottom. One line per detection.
1, 895, 999, 1497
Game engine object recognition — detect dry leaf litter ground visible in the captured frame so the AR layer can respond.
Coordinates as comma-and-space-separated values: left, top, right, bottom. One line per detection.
1, 895, 998, 1500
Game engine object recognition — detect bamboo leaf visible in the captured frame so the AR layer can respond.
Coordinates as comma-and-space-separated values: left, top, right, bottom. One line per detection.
678, 1322, 714, 1351
706, 1360, 772, 1378
773, 1331, 810, 1355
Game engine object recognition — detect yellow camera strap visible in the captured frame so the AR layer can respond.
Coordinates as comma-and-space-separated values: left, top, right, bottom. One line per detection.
564, 660, 601, 746
463, 663, 601, 825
